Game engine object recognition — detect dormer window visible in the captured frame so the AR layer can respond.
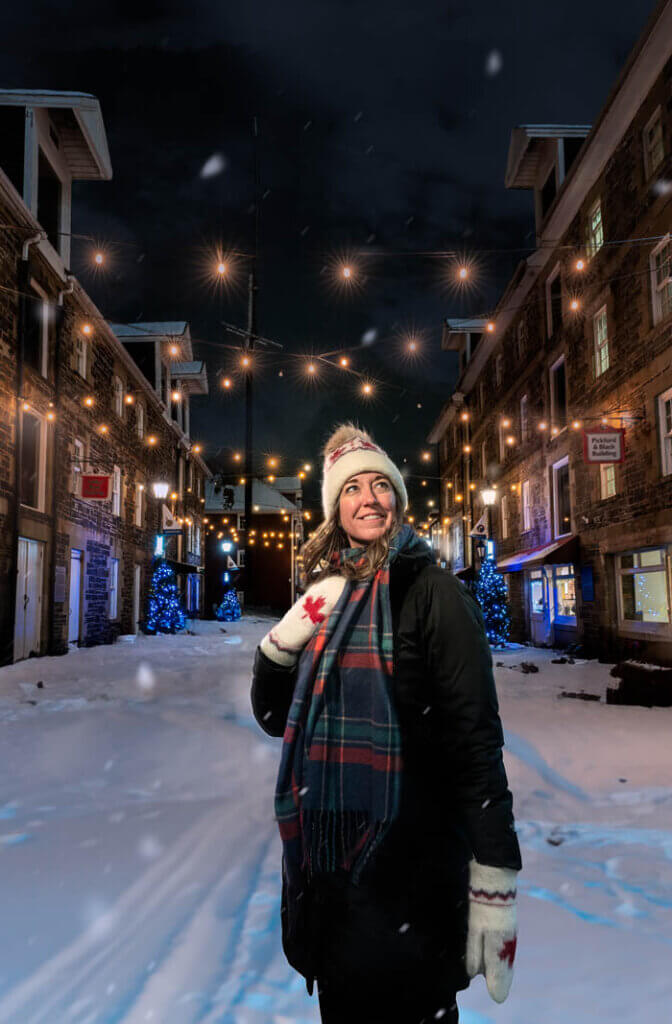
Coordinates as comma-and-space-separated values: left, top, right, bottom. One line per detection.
37, 148, 62, 254
585, 199, 604, 258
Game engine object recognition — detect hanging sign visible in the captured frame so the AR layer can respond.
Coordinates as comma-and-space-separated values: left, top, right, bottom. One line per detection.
469, 513, 488, 538
583, 427, 625, 463
81, 474, 111, 500
162, 505, 182, 534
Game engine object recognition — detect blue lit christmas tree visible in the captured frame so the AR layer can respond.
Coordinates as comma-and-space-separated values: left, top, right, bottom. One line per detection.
143, 559, 187, 634
215, 588, 241, 622
475, 556, 511, 648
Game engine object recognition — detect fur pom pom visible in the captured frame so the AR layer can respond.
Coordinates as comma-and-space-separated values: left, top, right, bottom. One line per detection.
323, 422, 374, 458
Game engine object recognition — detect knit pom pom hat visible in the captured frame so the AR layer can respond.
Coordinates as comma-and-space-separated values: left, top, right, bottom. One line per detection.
321, 422, 408, 522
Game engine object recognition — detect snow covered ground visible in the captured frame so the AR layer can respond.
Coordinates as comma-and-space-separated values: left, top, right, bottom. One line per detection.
0, 620, 670, 1024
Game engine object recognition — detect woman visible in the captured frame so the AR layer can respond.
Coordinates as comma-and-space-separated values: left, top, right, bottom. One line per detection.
251, 424, 521, 1023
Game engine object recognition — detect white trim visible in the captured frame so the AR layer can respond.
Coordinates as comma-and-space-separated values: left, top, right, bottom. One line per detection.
134, 481, 144, 527
500, 493, 509, 540
643, 105, 664, 179
593, 305, 610, 377
657, 385, 672, 476
615, 546, 671, 634
522, 478, 532, 531
112, 465, 121, 517
72, 437, 85, 495
600, 462, 617, 499
109, 557, 119, 620
545, 262, 562, 338
19, 407, 48, 512
585, 197, 604, 259
650, 233, 672, 325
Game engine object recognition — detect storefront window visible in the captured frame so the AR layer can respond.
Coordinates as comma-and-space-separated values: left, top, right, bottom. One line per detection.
530, 572, 544, 615
617, 548, 669, 626
552, 565, 576, 623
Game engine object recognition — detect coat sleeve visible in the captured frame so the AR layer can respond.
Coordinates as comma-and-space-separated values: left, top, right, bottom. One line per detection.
421, 568, 522, 870
251, 645, 298, 738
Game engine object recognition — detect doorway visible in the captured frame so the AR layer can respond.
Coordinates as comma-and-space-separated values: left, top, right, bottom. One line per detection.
14, 537, 45, 661
68, 549, 83, 645
528, 568, 551, 645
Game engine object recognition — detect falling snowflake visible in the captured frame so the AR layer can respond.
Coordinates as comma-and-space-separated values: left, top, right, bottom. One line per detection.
485, 50, 503, 76
138, 835, 164, 860
361, 328, 378, 345
199, 153, 228, 179
299, 786, 310, 796
653, 179, 672, 195
136, 662, 155, 692
398, 922, 410, 933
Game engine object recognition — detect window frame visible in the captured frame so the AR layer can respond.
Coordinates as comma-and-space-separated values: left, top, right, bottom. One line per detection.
112, 375, 124, 419
545, 262, 562, 339
20, 408, 47, 512
550, 564, 577, 626
643, 106, 664, 180
593, 305, 610, 377
500, 493, 509, 540
112, 465, 122, 518
650, 233, 672, 326
585, 198, 604, 259
71, 437, 85, 495
658, 385, 672, 476
522, 478, 532, 531
600, 462, 617, 500
552, 456, 571, 539
27, 278, 50, 378
616, 547, 671, 634
134, 481, 144, 527
520, 393, 529, 442
75, 335, 88, 379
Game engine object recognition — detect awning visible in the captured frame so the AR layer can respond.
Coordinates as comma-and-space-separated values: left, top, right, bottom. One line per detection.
167, 559, 202, 575
496, 536, 579, 572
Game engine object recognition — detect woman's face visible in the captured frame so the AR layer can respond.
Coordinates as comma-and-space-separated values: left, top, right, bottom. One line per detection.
338, 472, 396, 547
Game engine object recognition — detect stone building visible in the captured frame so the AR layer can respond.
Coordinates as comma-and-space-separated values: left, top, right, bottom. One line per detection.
0, 90, 210, 663
429, 0, 672, 662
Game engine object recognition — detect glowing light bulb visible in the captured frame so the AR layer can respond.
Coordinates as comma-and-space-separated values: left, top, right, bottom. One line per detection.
216, 261, 227, 276
171, 390, 181, 402
339, 356, 350, 367
460, 411, 469, 422
463, 444, 471, 454
307, 363, 316, 374
147, 435, 157, 445
362, 383, 373, 395
408, 339, 418, 352
192, 445, 202, 454
342, 265, 352, 279
458, 266, 468, 280
124, 393, 134, 405
84, 396, 94, 407
81, 323, 93, 336
98, 423, 108, 434
538, 420, 548, 431
570, 299, 580, 311
94, 251, 104, 265
572, 419, 581, 430
169, 344, 179, 356
486, 322, 495, 333
222, 377, 232, 389
575, 259, 585, 271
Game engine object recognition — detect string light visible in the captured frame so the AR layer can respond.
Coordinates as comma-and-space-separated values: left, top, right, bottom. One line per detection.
241, 354, 251, 369
124, 393, 134, 405
505, 435, 516, 446
456, 493, 464, 502
192, 444, 202, 454
239, 477, 246, 484
169, 344, 179, 356
216, 261, 227, 276
575, 258, 585, 271
94, 251, 105, 266
458, 266, 469, 281
342, 265, 352, 279
233, 452, 241, 462
303, 463, 312, 471
170, 491, 178, 500
83, 396, 94, 407
421, 451, 431, 461
486, 322, 495, 333
306, 362, 316, 375
538, 421, 548, 431
339, 356, 350, 367
501, 417, 511, 428
362, 382, 373, 396
570, 298, 580, 311
98, 423, 109, 434
463, 444, 472, 454
407, 338, 418, 352
147, 434, 158, 445
571, 419, 582, 430
171, 390, 181, 402
47, 410, 56, 422
81, 323, 93, 336
222, 377, 232, 389
21, 400, 30, 411
460, 411, 470, 422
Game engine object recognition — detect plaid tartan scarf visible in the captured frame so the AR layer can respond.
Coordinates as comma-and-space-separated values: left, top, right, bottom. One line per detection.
275, 524, 429, 886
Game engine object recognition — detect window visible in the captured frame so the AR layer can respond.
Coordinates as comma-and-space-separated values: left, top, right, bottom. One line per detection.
237, 548, 246, 568
75, 336, 88, 378
112, 465, 121, 517
530, 570, 545, 616
25, 280, 49, 377
500, 494, 509, 540
658, 386, 672, 475
136, 402, 145, 439
72, 437, 85, 494
600, 463, 616, 499
593, 306, 609, 377
522, 479, 531, 531
617, 548, 670, 628
495, 353, 503, 388
585, 198, 604, 258
552, 457, 571, 538
194, 525, 201, 555
498, 421, 508, 462
516, 321, 525, 361
550, 356, 567, 430
650, 234, 672, 324
109, 558, 119, 619
643, 107, 664, 178
113, 376, 124, 418
520, 394, 529, 442
188, 460, 194, 492
37, 148, 62, 253
546, 265, 562, 337
134, 482, 144, 527
551, 565, 576, 624
20, 410, 46, 510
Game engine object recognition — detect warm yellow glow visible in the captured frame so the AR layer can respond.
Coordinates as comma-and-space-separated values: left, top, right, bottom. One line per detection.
217, 531, 223, 539
223, 518, 229, 524
222, 377, 232, 389
304, 511, 312, 520
169, 344, 179, 356
81, 322, 93, 336
241, 355, 251, 368
192, 444, 202, 454
98, 423, 108, 434
407, 339, 418, 352
268, 457, 278, 468
575, 258, 585, 271
204, 517, 209, 523
21, 400, 30, 411
511, 483, 517, 492
463, 444, 471, 454
456, 493, 464, 502
421, 480, 427, 487
233, 452, 241, 462
249, 538, 256, 545
264, 541, 270, 547
47, 411, 56, 422
601, 416, 608, 425
239, 477, 246, 485
486, 321, 495, 333
147, 435, 157, 445
170, 491, 178, 500
306, 363, 316, 374
278, 543, 284, 550
460, 411, 469, 422
421, 451, 431, 461
551, 426, 559, 436
427, 499, 435, 507
501, 417, 511, 428
458, 266, 468, 280
94, 252, 104, 265
446, 481, 453, 488
124, 393, 134, 405
298, 470, 306, 479
443, 516, 450, 524
570, 299, 580, 312
362, 383, 373, 395
303, 463, 312, 472
342, 265, 352, 279
339, 356, 350, 367
84, 396, 94, 407
171, 390, 181, 402
572, 419, 582, 430
267, 474, 276, 483
216, 261, 227, 276
538, 421, 548, 431
469, 482, 476, 491
506, 435, 516, 446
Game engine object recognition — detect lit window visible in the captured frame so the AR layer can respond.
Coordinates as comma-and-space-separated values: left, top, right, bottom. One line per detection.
522, 479, 532, 531
500, 494, 509, 540
136, 402, 145, 439
585, 199, 604, 258
134, 482, 144, 527
643, 107, 664, 178
113, 376, 124, 418
617, 548, 670, 627
657, 386, 672, 476
600, 463, 616, 499
593, 306, 609, 377
650, 234, 672, 325
551, 565, 576, 624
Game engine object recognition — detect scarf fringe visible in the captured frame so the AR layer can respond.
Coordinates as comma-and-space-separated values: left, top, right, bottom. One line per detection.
302, 810, 392, 883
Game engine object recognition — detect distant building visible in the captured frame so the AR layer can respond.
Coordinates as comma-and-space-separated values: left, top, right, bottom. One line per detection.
429, 1, 672, 661
0, 90, 210, 662
204, 477, 305, 612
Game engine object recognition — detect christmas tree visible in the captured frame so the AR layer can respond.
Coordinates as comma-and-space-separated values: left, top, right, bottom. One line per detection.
474, 556, 511, 648
215, 587, 241, 622
143, 559, 187, 634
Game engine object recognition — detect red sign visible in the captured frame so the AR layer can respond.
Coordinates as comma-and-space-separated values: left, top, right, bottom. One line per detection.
81, 474, 112, 500
583, 427, 625, 464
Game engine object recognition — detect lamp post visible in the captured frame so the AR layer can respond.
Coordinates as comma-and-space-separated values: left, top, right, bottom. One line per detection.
478, 486, 497, 568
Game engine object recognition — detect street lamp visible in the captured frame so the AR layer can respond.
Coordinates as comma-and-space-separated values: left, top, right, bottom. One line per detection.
152, 481, 170, 556
480, 487, 496, 507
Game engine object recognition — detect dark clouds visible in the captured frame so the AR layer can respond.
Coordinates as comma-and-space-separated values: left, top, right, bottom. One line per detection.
3, 1, 651, 506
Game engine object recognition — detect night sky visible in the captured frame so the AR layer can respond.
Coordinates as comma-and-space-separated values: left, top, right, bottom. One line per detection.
4, 1, 650, 512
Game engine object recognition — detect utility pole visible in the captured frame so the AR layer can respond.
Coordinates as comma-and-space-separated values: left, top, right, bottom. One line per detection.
242, 116, 260, 605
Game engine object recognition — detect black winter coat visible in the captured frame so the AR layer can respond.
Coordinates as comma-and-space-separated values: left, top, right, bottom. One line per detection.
251, 548, 522, 999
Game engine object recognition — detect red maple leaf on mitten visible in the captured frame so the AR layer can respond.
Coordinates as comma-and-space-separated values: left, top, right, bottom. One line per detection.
301, 594, 327, 624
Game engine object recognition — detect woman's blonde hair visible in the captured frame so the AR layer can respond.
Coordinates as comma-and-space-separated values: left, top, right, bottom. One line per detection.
299, 422, 404, 586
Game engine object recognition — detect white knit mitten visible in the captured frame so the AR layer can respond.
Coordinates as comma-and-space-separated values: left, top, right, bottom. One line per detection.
260, 576, 346, 667
465, 859, 518, 1004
